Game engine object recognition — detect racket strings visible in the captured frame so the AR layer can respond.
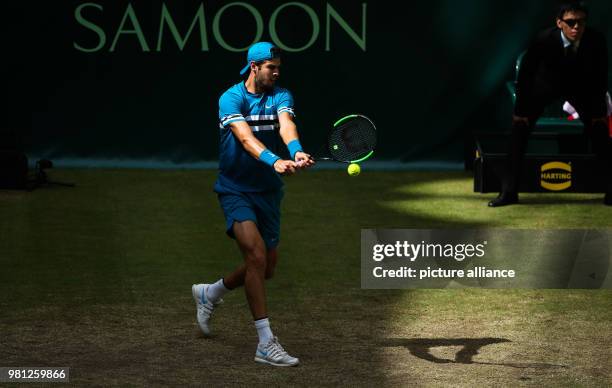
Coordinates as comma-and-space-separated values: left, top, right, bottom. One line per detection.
328, 116, 377, 162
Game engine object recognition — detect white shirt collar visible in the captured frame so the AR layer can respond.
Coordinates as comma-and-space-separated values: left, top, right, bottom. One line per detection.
560, 30, 580, 48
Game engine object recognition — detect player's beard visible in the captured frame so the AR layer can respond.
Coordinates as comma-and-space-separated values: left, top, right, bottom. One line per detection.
255, 74, 274, 92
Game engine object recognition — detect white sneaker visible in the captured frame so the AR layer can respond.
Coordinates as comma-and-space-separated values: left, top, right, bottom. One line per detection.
254, 337, 300, 367
191, 284, 223, 336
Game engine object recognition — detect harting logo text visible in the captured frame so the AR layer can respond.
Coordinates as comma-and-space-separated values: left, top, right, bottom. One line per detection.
540, 161, 572, 191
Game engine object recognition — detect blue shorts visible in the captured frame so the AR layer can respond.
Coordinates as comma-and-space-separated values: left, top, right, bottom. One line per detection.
215, 186, 284, 249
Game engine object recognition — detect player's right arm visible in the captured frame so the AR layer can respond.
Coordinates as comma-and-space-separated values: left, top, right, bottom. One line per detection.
228, 121, 296, 175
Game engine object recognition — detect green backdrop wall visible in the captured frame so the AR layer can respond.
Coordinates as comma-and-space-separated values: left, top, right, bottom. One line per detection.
9, 0, 612, 164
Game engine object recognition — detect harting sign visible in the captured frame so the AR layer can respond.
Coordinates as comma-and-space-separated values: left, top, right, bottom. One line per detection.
540, 161, 572, 191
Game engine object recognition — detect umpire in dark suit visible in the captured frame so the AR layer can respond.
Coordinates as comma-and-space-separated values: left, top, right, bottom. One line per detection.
489, 1, 611, 207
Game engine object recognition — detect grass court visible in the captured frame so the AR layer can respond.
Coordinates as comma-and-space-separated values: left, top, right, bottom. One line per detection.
1, 169, 611, 386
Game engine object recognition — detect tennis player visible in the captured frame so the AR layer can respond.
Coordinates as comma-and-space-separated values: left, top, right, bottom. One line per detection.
192, 42, 314, 367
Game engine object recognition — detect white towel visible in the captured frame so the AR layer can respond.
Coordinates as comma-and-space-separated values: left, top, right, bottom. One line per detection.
563, 92, 612, 118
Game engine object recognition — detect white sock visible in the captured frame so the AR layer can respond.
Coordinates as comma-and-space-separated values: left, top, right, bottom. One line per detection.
207, 279, 230, 303
254, 318, 274, 345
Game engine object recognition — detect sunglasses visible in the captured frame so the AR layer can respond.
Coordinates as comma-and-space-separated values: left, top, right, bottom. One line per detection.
561, 18, 586, 28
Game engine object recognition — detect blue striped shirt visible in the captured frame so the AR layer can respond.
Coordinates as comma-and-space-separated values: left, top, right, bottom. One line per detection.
215, 82, 295, 192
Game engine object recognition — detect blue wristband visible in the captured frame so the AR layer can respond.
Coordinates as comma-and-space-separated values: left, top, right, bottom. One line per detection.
259, 149, 281, 167
287, 139, 303, 160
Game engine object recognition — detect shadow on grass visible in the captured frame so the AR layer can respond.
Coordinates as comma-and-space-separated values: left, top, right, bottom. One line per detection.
292, 171, 495, 229
382, 338, 567, 369
388, 192, 603, 206
366, 172, 493, 228
359, 172, 610, 229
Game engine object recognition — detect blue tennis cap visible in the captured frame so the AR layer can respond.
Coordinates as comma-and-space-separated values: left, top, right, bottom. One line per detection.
239, 42, 281, 76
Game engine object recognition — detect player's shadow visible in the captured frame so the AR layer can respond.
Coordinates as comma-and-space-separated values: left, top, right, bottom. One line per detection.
382, 338, 567, 369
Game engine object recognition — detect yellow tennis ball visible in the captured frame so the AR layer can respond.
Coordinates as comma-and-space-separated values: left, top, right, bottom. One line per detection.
347, 163, 361, 176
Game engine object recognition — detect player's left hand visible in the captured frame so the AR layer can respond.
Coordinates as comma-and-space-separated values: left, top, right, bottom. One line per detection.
294, 151, 315, 169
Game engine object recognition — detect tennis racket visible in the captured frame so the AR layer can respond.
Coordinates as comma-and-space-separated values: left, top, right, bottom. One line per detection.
311, 114, 377, 163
